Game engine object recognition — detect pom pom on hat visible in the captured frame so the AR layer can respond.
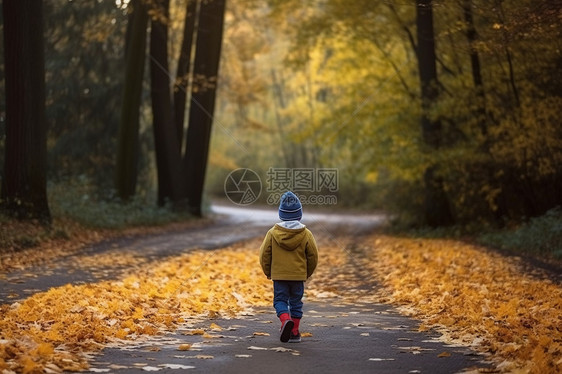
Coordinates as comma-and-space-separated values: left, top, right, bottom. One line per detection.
279, 191, 302, 221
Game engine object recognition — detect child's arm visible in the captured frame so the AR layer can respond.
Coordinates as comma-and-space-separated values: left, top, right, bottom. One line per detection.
259, 230, 273, 279
305, 231, 319, 278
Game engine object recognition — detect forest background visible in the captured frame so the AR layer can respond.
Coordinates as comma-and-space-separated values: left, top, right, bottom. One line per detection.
0, 0, 561, 259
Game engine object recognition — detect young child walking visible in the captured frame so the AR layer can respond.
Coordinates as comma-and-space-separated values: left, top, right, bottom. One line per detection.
259, 191, 319, 343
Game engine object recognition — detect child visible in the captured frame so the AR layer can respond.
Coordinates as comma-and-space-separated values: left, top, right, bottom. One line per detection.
259, 191, 319, 343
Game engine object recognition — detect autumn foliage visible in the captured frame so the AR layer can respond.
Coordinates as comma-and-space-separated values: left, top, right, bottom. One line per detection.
0, 244, 271, 373
1, 235, 561, 373
365, 236, 562, 373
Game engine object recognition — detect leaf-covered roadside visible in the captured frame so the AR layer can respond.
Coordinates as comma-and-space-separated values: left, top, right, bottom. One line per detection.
1, 234, 561, 373
0, 219, 102, 272
0, 242, 272, 373
365, 236, 562, 374
0, 218, 206, 273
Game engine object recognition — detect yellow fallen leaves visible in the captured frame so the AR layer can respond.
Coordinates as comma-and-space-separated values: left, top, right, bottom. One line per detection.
365, 235, 562, 374
0, 218, 207, 273
0, 242, 272, 373
3, 229, 559, 373
0, 218, 104, 272
183, 329, 205, 336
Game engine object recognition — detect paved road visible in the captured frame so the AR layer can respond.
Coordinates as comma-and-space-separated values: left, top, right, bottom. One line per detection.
0, 204, 384, 303
1, 204, 493, 373
93, 302, 491, 374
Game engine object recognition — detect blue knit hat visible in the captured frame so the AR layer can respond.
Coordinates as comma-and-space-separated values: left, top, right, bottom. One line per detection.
279, 191, 303, 221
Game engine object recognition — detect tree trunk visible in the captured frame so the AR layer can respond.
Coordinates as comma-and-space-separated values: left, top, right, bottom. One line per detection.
174, 0, 199, 146
416, 0, 440, 148
183, 0, 227, 216
416, 0, 454, 226
115, 0, 148, 200
1, 0, 51, 223
270, 69, 293, 167
150, 0, 183, 206
494, 0, 520, 107
462, 0, 487, 135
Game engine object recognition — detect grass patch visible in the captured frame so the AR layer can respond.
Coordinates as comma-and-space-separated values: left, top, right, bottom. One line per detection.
477, 207, 562, 260
384, 207, 562, 264
48, 178, 193, 229
1, 179, 200, 268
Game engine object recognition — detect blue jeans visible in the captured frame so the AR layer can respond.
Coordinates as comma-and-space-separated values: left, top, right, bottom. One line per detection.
273, 280, 304, 319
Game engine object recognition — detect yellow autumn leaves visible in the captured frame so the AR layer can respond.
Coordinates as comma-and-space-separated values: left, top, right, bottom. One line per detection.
0, 242, 272, 373
1, 233, 561, 373
365, 236, 562, 374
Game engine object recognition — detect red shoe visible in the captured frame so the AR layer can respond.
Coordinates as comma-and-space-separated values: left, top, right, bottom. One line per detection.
280, 319, 294, 342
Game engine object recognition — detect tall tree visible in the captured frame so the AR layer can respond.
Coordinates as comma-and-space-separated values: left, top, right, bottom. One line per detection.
1, 0, 51, 222
183, 0, 227, 216
174, 0, 198, 144
150, 0, 184, 206
415, 0, 454, 226
462, 0, 487, 135
115, 0, 149, 200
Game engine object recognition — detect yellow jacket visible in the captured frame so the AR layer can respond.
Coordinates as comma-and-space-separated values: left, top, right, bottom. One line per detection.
259, 223, 318, 281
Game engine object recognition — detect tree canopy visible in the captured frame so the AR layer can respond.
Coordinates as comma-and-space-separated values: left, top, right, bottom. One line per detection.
1, 0, 560, 226
209, 0, 562, 225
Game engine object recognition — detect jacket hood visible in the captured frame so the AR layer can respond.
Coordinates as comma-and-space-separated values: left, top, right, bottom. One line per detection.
271, 223, 307, 251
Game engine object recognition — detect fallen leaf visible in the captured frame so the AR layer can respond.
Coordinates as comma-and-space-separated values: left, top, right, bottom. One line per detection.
44, 363, 63, 374
438, 351, 451, 358
248, 346, 268, 351
183, 329, 205, 336
108, 365, 129, 369
160, 364, 196, 369
270, 347, 298, 353
253, 332, 270, 336
177, 344, 192, 351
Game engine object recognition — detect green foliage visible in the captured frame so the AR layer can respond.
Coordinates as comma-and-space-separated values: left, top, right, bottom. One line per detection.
478, 207, 562, 259
48, 177, 191, 229
43, 1, 130, 189
386, 207, 562, 262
